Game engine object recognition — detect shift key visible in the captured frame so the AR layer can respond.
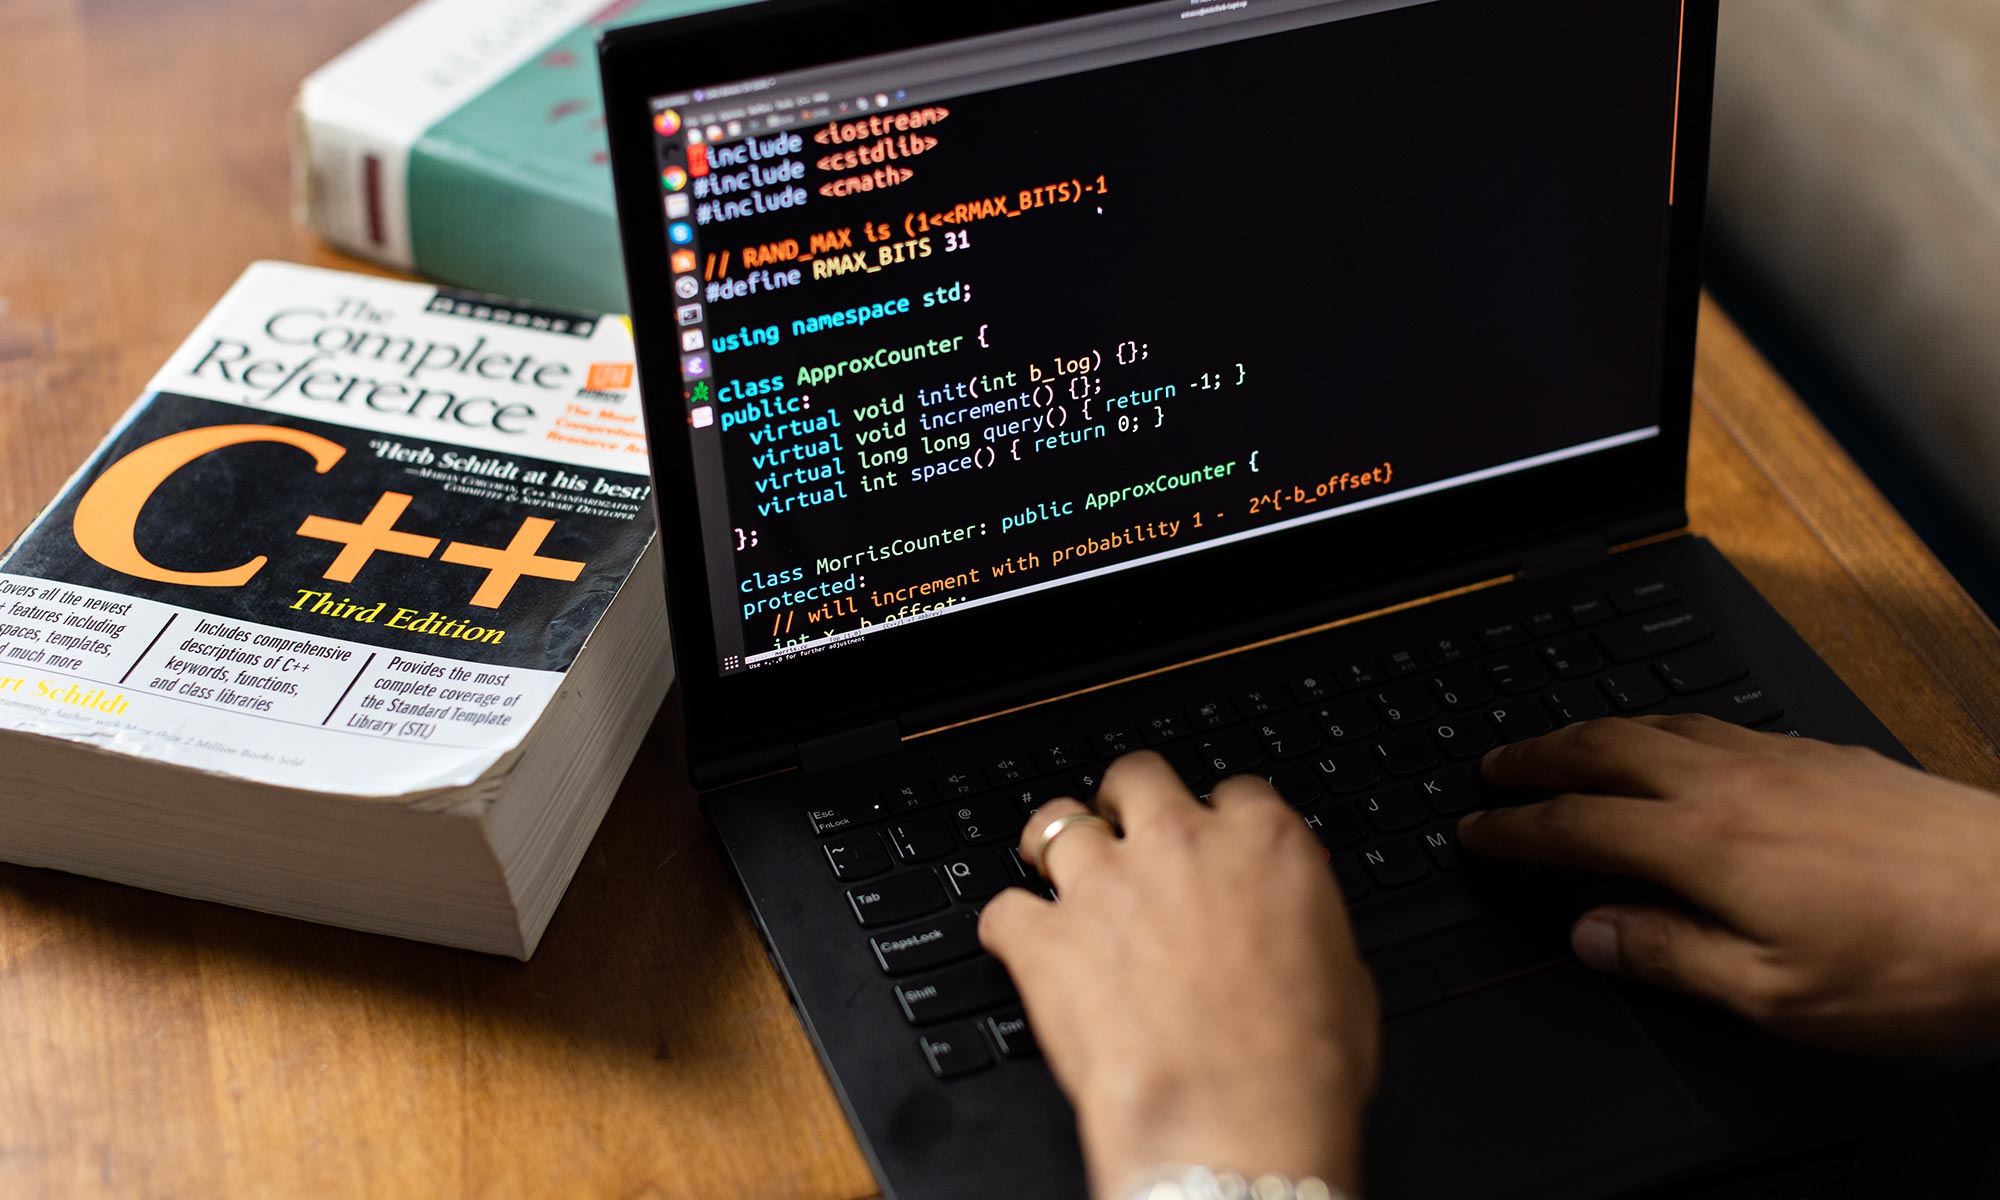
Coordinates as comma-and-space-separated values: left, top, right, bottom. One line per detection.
896, 957, 1018, 1024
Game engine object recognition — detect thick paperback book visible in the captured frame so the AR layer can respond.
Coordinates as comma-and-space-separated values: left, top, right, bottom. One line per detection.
0, 262, 674, 956
294, 0, 747, 313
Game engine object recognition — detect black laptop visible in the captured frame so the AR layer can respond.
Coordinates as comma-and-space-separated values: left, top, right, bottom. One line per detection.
598, 2, 1918, 1195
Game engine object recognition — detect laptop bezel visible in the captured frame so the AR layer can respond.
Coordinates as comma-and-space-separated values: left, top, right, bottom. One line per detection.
601, 0, 1716, 783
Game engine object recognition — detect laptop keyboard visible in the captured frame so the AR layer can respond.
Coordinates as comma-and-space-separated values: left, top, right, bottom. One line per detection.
805, 575, 1796, 1080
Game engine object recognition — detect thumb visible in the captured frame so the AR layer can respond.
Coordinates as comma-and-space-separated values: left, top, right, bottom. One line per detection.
1572, 903, 1783, 1013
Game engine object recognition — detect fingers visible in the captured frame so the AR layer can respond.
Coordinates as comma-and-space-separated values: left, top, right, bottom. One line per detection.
1571, 903, 1782, 1016
978, 885, 1055, 967
1457, 792, 1702, 886
1481, 717, 1719, 797
1093, 750, 1199, 834
1627, 712, 1783, 753
1206, 771, 1290, 817
1021, 797, 1118, 890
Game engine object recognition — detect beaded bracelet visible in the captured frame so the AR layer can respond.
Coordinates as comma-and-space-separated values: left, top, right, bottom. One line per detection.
1118, 1164, 1348, 1200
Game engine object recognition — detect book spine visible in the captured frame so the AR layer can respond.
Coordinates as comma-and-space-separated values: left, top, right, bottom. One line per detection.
404, 138, 628, 315
292, 91, 420, 270
289, 0, 619, 283
293, 82, 629, 310
294, 0, 754, 315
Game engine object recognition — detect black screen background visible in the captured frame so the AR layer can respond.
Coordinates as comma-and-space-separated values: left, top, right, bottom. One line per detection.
667, 0, 1682, 670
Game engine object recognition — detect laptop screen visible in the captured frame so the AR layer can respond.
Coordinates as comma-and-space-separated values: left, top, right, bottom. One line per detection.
641, 0, 1684, 678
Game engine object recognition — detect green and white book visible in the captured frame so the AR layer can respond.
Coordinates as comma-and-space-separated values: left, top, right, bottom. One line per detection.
294, 0, 749, 313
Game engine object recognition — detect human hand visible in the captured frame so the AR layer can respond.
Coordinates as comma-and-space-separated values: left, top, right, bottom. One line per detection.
978, 751, 1379, 1198
1461, 714, 2000, 1052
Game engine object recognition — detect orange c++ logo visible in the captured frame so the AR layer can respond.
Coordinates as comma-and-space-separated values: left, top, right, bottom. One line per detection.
70, 423, 588, 609
73, 424, 345, 587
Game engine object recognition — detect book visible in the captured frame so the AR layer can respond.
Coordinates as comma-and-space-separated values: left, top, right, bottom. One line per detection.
0, 262, 673, 958
294, 0, 747, 313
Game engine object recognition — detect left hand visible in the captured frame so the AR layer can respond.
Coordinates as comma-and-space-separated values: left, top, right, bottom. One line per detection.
1461, 714, 2000, 1052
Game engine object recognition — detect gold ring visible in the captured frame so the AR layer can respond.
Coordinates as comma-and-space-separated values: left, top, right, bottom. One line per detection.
1032, 812, 1116, 873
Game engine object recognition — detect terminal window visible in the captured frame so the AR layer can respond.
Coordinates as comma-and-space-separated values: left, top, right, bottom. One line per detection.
647, 0, 1683, 674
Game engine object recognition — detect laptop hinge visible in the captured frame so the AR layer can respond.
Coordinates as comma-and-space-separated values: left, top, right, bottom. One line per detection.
796, 719, 904, 774
1516, 533, 1610, 580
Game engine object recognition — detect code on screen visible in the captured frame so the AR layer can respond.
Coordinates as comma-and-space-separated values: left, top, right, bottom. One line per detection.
648, 0, 1681, 673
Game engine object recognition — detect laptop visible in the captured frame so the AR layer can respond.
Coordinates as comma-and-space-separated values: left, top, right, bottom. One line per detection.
598, 2, 1920, 1195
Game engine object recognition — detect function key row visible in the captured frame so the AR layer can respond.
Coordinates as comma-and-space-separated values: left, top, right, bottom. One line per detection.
1310, 587, 1680, 710
822, 659, 1761, 845
811, 597, 1714, 838
810, 757, 1072, 835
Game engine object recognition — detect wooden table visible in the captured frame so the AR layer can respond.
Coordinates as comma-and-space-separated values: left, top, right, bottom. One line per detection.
3, 3, 1998, 1198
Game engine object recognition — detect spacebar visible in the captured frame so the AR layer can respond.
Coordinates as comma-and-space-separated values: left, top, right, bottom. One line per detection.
1350, 882, 1492, 955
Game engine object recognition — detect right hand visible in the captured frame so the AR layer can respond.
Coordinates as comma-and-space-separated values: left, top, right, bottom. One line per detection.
979, 752, 1379, 1199
1459, 714, 2000, 1052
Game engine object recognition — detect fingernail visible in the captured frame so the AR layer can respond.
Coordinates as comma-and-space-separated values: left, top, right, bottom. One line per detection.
1457, 810, 1484, 833
1479, 746, 1504, 772
1573, 916, 1619, 973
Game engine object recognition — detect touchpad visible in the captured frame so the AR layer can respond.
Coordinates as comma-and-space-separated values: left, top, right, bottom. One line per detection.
1364, 964, 1711, 1200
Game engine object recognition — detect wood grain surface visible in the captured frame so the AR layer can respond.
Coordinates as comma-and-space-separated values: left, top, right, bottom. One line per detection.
1, 3, 1996, 1199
